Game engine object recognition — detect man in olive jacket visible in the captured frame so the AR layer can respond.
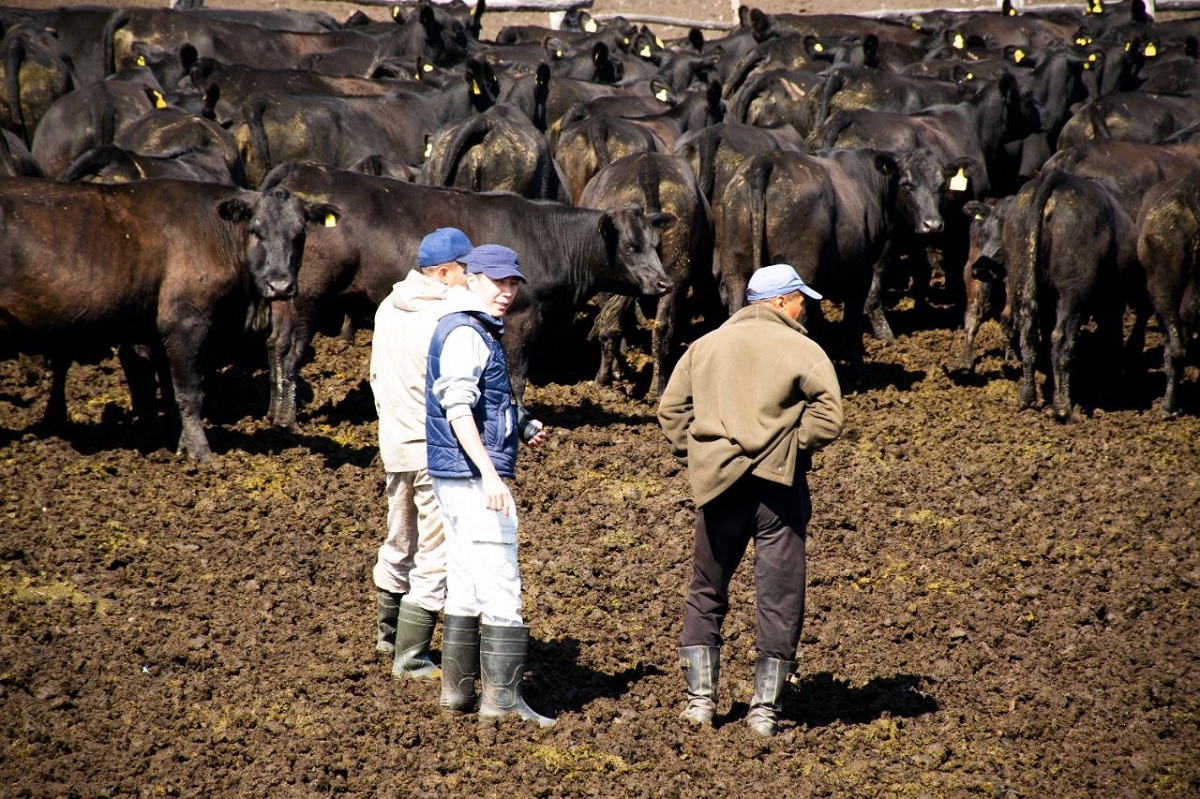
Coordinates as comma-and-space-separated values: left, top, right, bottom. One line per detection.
658, 263, 844, 737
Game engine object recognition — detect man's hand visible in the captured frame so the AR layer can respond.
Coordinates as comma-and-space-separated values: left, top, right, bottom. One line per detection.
481, 471, 515, 517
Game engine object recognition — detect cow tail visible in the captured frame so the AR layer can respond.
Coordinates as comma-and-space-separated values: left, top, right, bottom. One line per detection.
102, 9, 132, 77
244, 94, 273, 186
812, 109, 851, 150
1086, 98, 1112, 141
813, 68, 847, 130
426, 114, 492, 188
750, 157, 773, 272
590, 118, 611, 168
1021, 170, 1066, 335
696, 129, 718, 201
729, 70, 764, 123
723, 50, 765, 104
3, 38, 28, 143
59, 144, 117, 182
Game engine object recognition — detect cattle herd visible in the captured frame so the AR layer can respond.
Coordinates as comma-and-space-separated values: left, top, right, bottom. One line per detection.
0, 0, 1198, 458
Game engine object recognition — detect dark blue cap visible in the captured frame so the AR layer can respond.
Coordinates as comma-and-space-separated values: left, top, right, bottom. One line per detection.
418, 227, 473, 268
464, 244, 526, 282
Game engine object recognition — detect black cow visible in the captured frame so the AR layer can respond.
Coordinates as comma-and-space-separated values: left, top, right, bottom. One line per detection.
672, 120, 807, 208
30, 80, 160, 178
1044, 137, 1200, 221
714, 147, 900, 376
419, 103, 568, 201
956, 197, 1014, 373
814, 71, 1038, 198
1056, 92, 1200, 151
237, 59, 499, 185
258, 160, 675, 424
1135, 170, 1200, 418
578, 151, 715, 397
973, 171, 1139, 419
0, 178, 340, 460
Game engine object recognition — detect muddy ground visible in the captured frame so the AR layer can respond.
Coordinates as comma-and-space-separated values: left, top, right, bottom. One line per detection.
2, 0, 1200, 796
3, 289, 1198, 797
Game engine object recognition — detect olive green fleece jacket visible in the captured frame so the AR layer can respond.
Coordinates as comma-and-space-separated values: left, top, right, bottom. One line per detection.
657, 303, 845, 507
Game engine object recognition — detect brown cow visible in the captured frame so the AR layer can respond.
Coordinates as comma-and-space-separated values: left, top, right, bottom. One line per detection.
0, 178, 340, 460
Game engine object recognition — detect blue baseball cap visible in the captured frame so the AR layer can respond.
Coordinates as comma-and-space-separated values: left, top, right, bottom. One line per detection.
746, 263, 822, 302
464, 244, 526, 282
418, 227, 473, 268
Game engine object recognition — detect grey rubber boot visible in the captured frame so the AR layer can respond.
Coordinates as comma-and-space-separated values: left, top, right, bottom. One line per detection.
746, 656, 793, 737
440, 615, 480, 712
375, 589, 403, 657
478, 625, 555, 727
391, 600, 439, 680
679, 645, 720, 726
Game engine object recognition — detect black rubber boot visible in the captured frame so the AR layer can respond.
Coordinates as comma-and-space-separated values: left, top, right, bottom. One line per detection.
679, 645, 720, 726
375, 589, 403, 657
479, 625, 555, 727
440, 615, 480, 713
746, 656, 792, 737
392, 600, 439, 679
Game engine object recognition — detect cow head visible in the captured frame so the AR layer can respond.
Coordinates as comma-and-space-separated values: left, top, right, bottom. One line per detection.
964, 199, 1007, 282
597, 204, 677, 296
218, 187, 341, 300
893, 150, 947, 236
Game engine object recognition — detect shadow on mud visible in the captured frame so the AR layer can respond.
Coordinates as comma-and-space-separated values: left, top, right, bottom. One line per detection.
528, 637, 666, 713
778, 672, 939, 728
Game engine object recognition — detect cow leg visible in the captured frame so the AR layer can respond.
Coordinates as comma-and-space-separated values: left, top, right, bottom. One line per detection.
42, 354, 70, 429
162, 322, 212, 461
1016, 299, 1039, 411
117, 343, 163, 430
650, 289, 679, 399
864, 245, 896, 345
267, 300, 307, 428
956, 278, 990, 374
1160, 315, 1186, 419
1050, 300, 1082, 422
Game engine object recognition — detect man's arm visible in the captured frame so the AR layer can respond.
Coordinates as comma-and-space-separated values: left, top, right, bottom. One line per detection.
449, 415, 514, 516
797, 356, 844, 451
657, 354, 695, 461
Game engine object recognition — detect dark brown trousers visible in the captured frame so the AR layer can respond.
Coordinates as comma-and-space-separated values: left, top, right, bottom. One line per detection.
680, 473, 810, 661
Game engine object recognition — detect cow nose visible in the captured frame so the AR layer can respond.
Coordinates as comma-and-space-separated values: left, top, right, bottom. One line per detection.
655, 277, 675, 294
920, 218, 944, 234
266, 278, 297, 299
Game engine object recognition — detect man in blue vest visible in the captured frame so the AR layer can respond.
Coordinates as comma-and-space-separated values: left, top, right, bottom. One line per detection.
425, 243, 554, 727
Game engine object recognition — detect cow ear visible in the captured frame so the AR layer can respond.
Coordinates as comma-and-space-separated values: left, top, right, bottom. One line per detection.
305, 202, 342, 228
688, 28, 705, 51
962, 200, 989, 220
217, 198, 254, 223
596, 210, 617, 238
179, 43, 198, 73
650, 78, 673, 105
649, 211, 678, 232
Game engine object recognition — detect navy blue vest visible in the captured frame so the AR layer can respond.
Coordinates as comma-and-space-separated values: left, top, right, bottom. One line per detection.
425, 311, 518, 479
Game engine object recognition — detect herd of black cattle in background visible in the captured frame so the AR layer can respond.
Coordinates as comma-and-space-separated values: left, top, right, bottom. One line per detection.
0, 0, 1198, 459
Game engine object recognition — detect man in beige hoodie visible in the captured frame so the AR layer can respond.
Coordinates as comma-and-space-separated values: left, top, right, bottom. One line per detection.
658, 263, 845, 737
369, 227, 474, 680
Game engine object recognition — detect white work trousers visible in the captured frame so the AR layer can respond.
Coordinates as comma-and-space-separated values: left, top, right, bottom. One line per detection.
431, 476, 524, 627
372, 469, 446, 611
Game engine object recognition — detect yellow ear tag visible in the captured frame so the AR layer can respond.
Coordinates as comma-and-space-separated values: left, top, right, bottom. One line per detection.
654, 87, 670, 102
953, 33, 965, 49
1088, 53, 1098, 62
1013, 48, 1025, 63
949, 168, 969, 192
655, 36, 664, 48
815, 42, 825, 52
392, 6, 400, 18
584, 20, 598, 33
1076, 36, 1088, 46
1144, 43, 1158, 57
1008, 7, 1016, 15
422, 63, 434, 73
974, 213, 984, 221
153, 91, 167, 109
639, 45, 652, 57
424, 140, 433, 158
911, 22, 921, 31
966, 71, 975, 80
555, 49, 563, 58
622, 37, 630, 46
471, 80, 481, 96
1083, 60, 1092, 70
324, 213, 337, 228
136, 55, 147, 66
